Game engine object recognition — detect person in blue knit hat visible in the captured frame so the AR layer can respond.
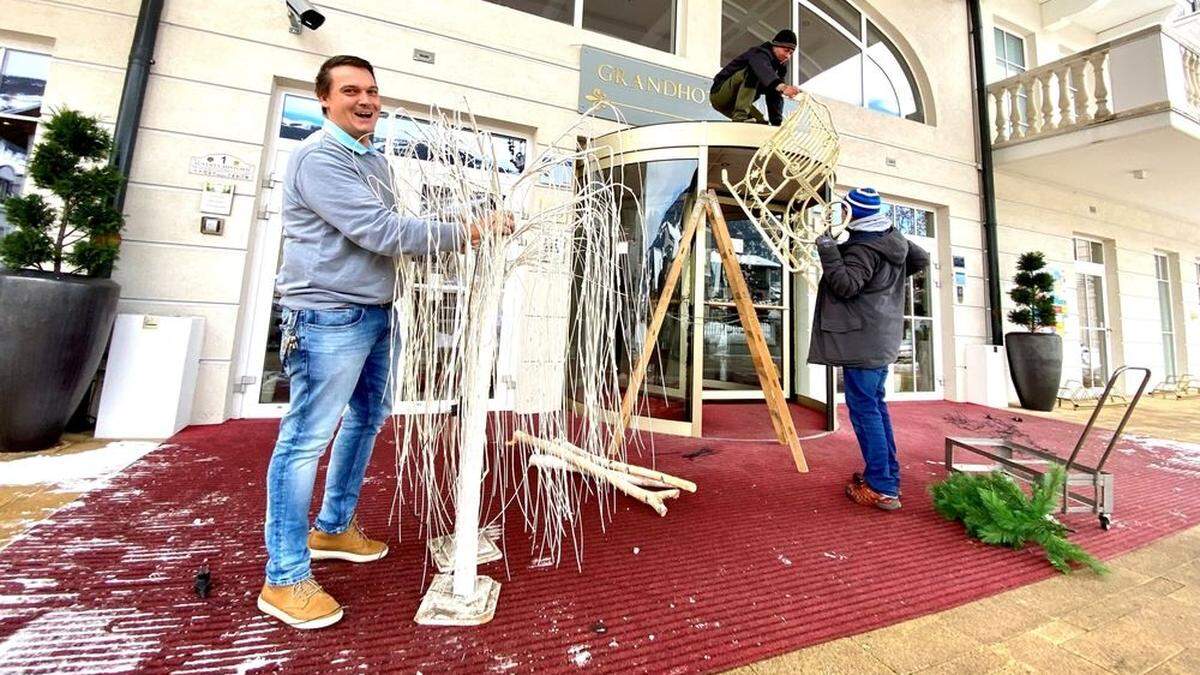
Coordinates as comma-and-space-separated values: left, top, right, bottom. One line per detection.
808, 187, 929, 510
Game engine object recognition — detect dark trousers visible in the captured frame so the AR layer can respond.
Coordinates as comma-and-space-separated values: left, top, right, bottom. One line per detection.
843, 366, 901, 496
710, 67, 766, 124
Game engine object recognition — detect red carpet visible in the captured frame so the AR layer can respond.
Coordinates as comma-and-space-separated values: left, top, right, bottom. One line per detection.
1, 401, 1198, 673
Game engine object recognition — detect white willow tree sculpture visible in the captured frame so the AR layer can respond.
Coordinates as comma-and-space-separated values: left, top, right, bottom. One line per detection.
354, 105, 694, 625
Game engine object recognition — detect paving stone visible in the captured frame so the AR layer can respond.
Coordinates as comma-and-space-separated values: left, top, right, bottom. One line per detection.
993, 633, 1111, 675
1161, 559, 1200, 587
1147, 648, 1200, 674
1029, 620, 1086, 645
1059, 613, 1186, 674
1166, 584, 1200, 607
1129, 597, 1200, 645
752, 638, 893, 674
1005, 565, 1149, 617
915, 646, 1011, 674
1062, 576, 1187, 630
939, 596, 1046, 643
1113, 539, 1200, 578
853, 615, 978, 673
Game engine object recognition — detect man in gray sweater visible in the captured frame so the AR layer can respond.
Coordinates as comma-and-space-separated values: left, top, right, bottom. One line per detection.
258, 55, 506, 629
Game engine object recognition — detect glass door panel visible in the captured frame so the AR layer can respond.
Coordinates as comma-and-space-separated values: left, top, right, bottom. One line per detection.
604, 159, 699, 422
1075, 272, 1109, 388
702, 203, 788, 396
893, 260, 936, 394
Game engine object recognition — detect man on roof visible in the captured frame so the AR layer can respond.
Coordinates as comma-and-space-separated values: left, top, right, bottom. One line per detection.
710, 29, 801, 126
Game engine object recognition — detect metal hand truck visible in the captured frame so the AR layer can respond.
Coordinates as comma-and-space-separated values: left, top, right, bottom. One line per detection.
945, 366, 1152, 530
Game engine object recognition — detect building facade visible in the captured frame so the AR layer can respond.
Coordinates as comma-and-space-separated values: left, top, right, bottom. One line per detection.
1, 0, 1198, 428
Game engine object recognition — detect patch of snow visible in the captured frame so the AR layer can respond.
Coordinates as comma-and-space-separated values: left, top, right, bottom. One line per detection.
231, 655, 289, 674
567, 645, 591, 667
0, 441, 163, 492
822, 551, 848, 561
528, 556, 555, 569
6, 578, 57, 590
490, 654, 519, 672
0, 607, 161, 672
0, 592, 76, 605
777, 554, 792, 566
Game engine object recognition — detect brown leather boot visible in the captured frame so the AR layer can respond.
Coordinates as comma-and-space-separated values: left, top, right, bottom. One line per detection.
308, 516, 389, 563
257, 578, 343, 629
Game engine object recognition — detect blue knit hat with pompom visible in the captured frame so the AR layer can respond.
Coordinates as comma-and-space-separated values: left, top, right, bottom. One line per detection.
845, 187, 882, 221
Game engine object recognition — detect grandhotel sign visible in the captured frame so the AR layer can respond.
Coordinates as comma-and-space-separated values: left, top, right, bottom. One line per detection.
578, 46, 727, 125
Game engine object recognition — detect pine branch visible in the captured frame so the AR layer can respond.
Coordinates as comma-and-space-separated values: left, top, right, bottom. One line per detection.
929, 469, 1107, 574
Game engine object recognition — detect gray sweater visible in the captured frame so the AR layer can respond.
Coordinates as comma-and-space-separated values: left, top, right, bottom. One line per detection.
275, 130, 462, 308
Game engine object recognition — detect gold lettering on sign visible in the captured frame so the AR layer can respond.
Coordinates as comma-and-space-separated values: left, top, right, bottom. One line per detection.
590, 61, 709, 107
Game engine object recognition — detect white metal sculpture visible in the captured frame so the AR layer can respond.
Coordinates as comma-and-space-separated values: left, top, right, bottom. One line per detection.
343, 105, 693, 625
721, 92, 846, 278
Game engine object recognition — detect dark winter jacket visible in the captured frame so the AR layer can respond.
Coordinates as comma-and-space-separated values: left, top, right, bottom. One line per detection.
806, 228, 931, 369
711, 43, 788, 125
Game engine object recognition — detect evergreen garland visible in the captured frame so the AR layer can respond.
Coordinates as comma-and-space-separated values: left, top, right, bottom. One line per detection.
930, 468, 1107, 574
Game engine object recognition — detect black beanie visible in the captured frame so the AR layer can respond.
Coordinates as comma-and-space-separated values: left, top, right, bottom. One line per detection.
772, 29, 797, 48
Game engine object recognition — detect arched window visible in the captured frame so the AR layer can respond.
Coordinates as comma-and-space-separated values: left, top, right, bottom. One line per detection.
721, 0, 926, 123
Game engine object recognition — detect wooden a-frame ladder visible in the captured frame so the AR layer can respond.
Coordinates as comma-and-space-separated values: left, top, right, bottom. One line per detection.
610, 190, 809, 472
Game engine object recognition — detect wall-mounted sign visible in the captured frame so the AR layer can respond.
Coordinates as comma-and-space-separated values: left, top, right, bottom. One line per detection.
579, 46, 727, 126
189, 154, 256, 182
200, 180, 235, 215
953, 255, 967, 304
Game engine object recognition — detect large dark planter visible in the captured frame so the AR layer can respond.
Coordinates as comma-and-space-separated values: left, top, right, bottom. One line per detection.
1005, 332, 1063, 412
0, 270, 119, 451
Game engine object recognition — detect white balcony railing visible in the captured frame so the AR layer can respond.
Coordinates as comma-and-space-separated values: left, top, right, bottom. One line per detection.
988, 25, 1200, 147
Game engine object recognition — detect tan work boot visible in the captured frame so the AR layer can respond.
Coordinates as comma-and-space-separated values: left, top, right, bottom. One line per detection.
308, 516, 389, 563
257, 577, 343, 629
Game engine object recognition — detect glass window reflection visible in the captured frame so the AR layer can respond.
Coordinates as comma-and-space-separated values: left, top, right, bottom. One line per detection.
584, 0, 675, 53
721, 0, 790, 66
0, 49, 50, 117
607, 160, 698, 421
484, 0, 573, 23
799, 5, 863, 107
866, 22, 923, 122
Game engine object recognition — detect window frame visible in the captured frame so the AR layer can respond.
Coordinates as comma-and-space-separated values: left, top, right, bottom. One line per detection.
0, 44, 52, 238
992, 25, 1028, 79
1155, 252, 1178, 379
0, 45, 51, 122
796, 0, 926, 123
991, 25, 1031, 131
484, 0, 681, 54
1194, 260, 1200, 308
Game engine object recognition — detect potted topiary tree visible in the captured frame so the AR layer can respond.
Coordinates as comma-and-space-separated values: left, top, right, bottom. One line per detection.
1006, 251, 1061, 411
0, 109, 124, 451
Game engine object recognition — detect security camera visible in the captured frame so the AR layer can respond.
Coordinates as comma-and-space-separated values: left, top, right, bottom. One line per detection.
286, 0, 326, 31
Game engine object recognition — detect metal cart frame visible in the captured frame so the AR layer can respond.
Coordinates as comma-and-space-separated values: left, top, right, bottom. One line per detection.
945, 366, 1151, 530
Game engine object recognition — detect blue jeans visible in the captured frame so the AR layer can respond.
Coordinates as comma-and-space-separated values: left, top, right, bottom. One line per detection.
843, 366, 900, 497
264, 305, 396, 586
